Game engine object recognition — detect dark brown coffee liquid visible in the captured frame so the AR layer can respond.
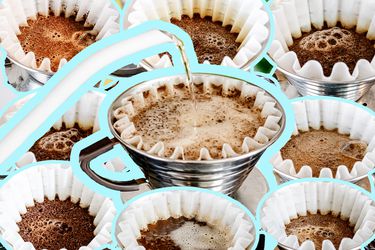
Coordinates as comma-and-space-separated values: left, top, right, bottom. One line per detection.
285, 212, 355, 249
171, 14, 240, 65
289, 24, 375, 76
280, 129, 367, 176
18, 14, 96, 71
18, 199, 96, 250
30, 124, 93, 161
138, 217, 230, 250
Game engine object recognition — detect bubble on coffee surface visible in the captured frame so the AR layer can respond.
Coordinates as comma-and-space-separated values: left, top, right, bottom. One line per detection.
17, 14, 97, 71
129, 84, 263, 160
169, 221, 231, 250
171, 14, 240, 65
37, 128, 81, 153
280, 129, 368, 176
18, 199, 96, 250
138, 216, 232, 250
288, 25, 375, 75
30, 126, 92, 161
285, 212, 355, 250
299, 27, 352, 52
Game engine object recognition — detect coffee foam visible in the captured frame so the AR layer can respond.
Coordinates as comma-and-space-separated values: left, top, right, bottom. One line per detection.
279, 129, 368, 177
284, 212, 355, 250
116, 190, 256, 250
170, 15, 240, 65
0, 0, 120, 73
131, 92, 262, 160
125, 0, 269, 69
269, 0, 375, 81
298, 27, 352, 52
112, 76, 283, 160
272, 99, 375, 180
0, 164, 116, 249
37, 128, 82, 154
18, 15, 97, 72
261, 181, 375, 250
170, 221, 231, 250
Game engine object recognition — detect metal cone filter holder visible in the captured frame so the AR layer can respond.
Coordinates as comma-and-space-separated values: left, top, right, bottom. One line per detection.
270, 0, 375, 100
79, 73, 287, 195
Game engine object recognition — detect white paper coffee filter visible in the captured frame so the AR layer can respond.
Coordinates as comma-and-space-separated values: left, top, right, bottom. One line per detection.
0, 0, 120, 73
112, 75, 283, 160
261, 181, 375, 250
125, 0, 269, 69
271, 99, 375, 180
0, 163, 117, 250
116, 189, 256, 250
269, 0, 375, 81
0, 91, 105, 167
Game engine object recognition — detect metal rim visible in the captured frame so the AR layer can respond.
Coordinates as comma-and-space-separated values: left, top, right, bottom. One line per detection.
107, 72, 287, 165
276, 64, 375, 85
277, 241, 361, 250
273, 167, 369, 184
7, 55, 55, 77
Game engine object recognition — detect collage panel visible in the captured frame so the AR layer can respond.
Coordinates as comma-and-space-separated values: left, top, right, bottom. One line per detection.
260, 179, 375, 250
0, 0, 374, 249
0, 163, 117, 249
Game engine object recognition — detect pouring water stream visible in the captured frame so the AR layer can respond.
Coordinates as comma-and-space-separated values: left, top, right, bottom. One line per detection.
0, 29, 196, 166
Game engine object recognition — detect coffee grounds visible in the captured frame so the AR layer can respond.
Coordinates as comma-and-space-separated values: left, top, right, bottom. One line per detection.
280, 129, 367, 176
285, 212, 355, 249
18, 14, 96, 72
171, 14, 240, 65
288, 24, 375, 76
18, 199, 96, 250
138, 217, 230, 250
130, 84, 263, 160
30, 124, 93, 161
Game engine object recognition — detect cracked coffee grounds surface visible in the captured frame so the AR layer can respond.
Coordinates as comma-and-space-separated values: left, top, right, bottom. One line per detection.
285, 212, 354, 250
30, 124, 93, 161
171, 14, 240, 64
18, 199, 96, 250
289, 24, 375, 75
18, 14, 96, 71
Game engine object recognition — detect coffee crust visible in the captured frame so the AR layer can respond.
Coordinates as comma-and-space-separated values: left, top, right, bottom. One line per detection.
289, 24, 375, 76
18, 199, 96, 250
18, 14, 96, 71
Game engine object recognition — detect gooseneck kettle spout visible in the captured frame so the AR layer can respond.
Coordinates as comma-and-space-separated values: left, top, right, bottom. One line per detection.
0, 25, 188, 167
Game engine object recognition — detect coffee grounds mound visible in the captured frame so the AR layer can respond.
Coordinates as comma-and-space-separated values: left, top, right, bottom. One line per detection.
18, 14, 96, 72
280, 129, 367, 177
18, 199, 96, 250
30, 124, 92, 161
289, 24, 375, 76
171, 14, 240, 65
285, 212, 354, 250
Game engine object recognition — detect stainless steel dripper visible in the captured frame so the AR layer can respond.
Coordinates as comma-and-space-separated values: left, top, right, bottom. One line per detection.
79, 73, 287, 195
276, 65, 375, 101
